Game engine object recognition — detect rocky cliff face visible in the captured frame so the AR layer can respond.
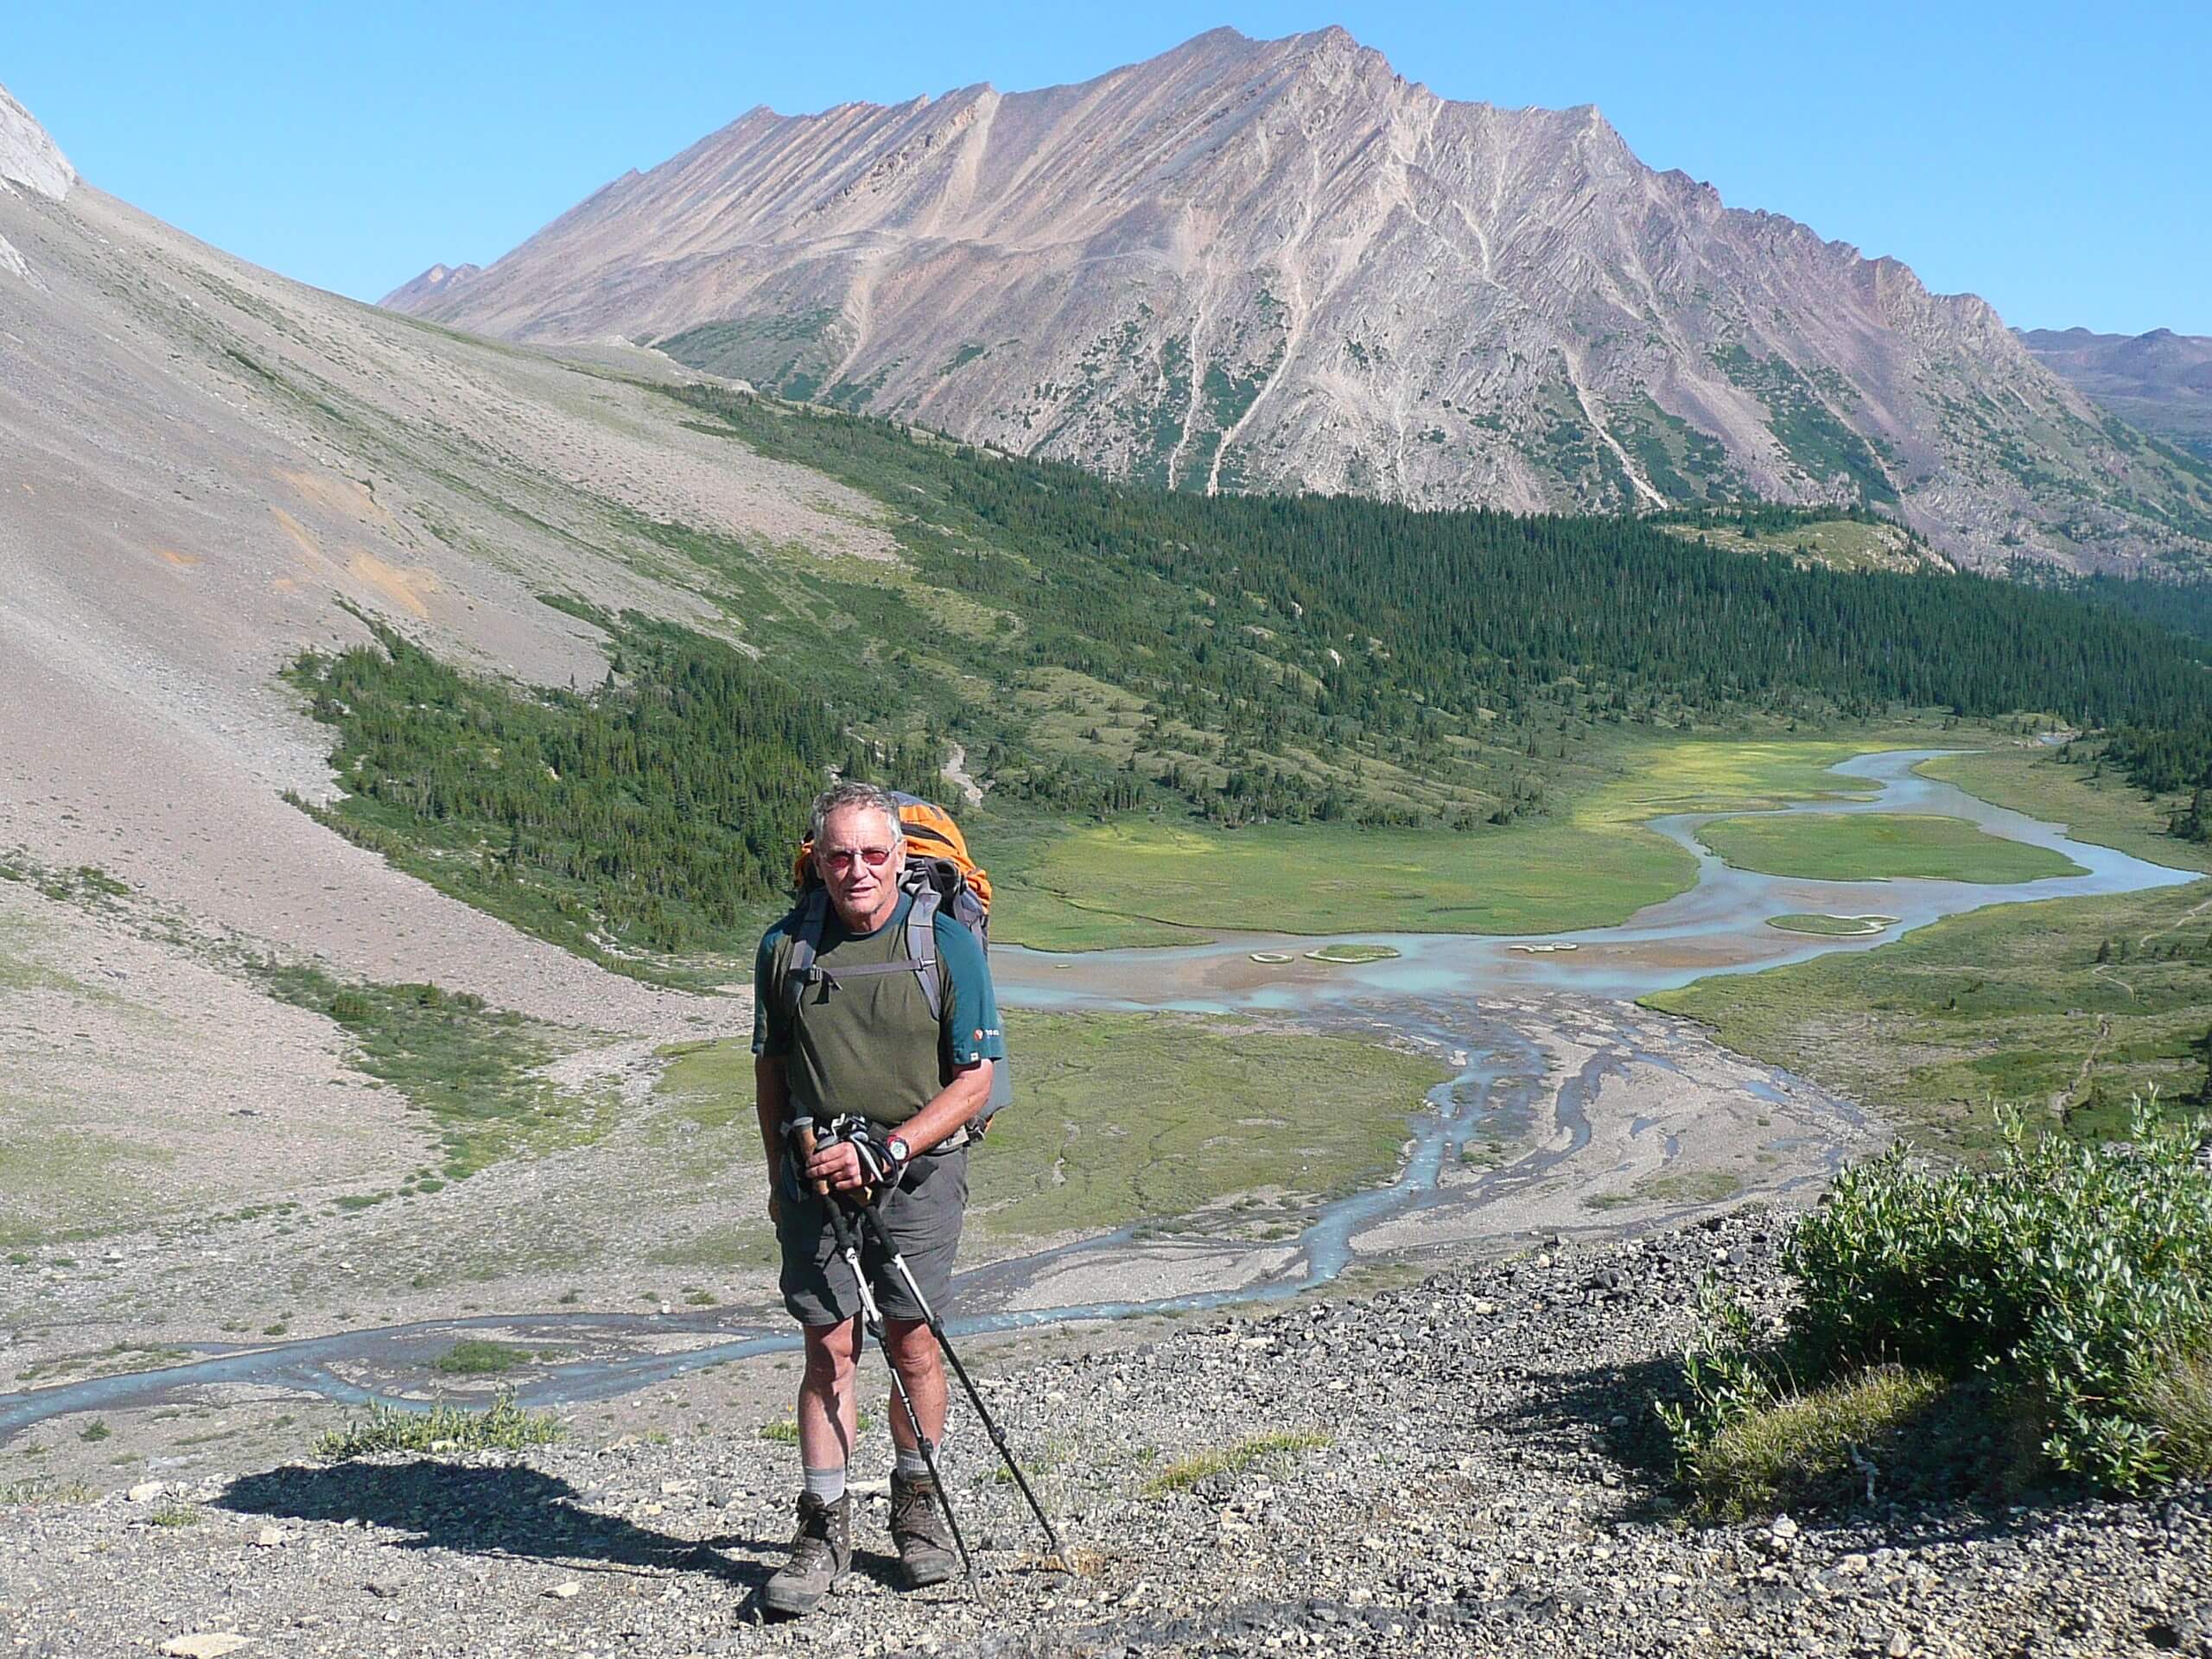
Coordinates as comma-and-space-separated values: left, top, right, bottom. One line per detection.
383, 28, 2212, 572
0, 82, 73, 201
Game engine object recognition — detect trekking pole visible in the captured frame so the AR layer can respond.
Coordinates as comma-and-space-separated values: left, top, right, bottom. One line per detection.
791, 1119, 983, 1602
853, 1194, 1071, 1571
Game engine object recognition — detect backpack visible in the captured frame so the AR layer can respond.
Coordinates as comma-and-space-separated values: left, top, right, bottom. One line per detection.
785, 792, 1012, 1130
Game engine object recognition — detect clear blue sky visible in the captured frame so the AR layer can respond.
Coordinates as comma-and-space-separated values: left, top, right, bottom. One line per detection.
10, 2, 2206, 334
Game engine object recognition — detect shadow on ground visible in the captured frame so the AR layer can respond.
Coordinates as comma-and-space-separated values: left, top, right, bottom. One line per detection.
1510, 1349, 2095, 1537
219, 1460, 785, 1592
1495, 1353, 1688, 1522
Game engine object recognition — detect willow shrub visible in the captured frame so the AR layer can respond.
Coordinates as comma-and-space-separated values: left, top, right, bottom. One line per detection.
1665, 1103, 2212, 1498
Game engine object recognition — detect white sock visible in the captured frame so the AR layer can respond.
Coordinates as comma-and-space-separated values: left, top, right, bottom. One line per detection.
803, 1464, 847, 1503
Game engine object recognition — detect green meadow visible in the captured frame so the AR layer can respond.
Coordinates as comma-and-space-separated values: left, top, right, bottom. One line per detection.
987, 732, 1953, 948
972, 1012, 1448, 1236
1007, 816, 1690, 940
1654, 742, 2212, 1162
1916, 746, 2212, 874
1694, 812, 2083, 884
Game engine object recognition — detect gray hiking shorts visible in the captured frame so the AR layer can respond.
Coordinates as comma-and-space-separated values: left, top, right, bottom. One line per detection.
776, 1147, 969, 1327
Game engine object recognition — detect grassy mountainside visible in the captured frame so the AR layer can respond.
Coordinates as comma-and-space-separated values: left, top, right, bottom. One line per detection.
283, 389, 2212, 959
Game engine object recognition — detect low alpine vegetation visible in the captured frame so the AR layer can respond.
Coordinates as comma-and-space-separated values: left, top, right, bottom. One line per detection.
1143, 1428, 1333, 1496
0, 1478, 94, 1508
313, 1394, 566, 1461
1664, 1103, 2212, 1510
430, 1338, 535, 1375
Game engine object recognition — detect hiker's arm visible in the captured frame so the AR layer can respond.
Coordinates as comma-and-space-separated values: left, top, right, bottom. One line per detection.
802, 1061, 988, 1192
896, 1060, 993, 1157
756, 1053, 791, 1219
874, 910, 1001, 1165
897, 917, 1001, 1157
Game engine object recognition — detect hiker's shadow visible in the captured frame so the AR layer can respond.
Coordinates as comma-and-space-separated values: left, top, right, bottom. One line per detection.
219, 1460, 785, 1592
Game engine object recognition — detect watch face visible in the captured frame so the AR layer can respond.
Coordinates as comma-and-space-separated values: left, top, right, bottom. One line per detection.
887, 1136, 909, 1162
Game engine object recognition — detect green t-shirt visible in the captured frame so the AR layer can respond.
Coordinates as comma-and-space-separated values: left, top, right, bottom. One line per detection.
752, 891, 1003, 1128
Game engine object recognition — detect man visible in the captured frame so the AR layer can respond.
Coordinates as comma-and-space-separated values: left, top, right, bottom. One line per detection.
751, 781, 1003, 1615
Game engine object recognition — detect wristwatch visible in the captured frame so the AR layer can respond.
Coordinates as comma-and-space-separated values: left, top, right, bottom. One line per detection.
883, 1135, 912, 1173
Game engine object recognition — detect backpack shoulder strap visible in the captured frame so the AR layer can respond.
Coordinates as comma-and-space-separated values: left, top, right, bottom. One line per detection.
904, 882, 945, 1023
782, 889, 830, 1015
783, 886, 944, 1012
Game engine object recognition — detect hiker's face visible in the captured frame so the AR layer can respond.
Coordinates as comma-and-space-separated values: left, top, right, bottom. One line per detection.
819, 804, 905, 931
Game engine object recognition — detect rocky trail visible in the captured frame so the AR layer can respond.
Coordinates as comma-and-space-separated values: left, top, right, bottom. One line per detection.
5, 1212, 2205, 1658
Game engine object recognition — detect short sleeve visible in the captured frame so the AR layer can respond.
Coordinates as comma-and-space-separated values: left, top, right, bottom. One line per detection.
933, 914, 1005, 1068
751, 923, 791, 1057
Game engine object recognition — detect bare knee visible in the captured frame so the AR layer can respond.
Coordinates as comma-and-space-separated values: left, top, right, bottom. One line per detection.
802, 1320, 860, 1390
883, 1318, 939, 1375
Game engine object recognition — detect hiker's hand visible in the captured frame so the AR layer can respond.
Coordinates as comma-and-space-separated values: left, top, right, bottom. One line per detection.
804, 1140, 867, 1194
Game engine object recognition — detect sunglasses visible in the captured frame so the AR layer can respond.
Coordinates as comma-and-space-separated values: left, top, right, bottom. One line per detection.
817, 844, 898, 872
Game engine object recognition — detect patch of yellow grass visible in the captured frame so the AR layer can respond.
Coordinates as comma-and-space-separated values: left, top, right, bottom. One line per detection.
1577, 738, 1887, 828
2141, 1350, 2212, 1476
1689, 1365, 1945, 1519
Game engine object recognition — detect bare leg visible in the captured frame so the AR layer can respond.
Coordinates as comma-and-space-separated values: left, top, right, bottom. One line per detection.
798, 1318, 861, 1472
881, 1317, 948, 1449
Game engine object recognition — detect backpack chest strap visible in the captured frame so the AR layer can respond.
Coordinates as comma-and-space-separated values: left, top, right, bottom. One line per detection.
785, 887, 944, 1018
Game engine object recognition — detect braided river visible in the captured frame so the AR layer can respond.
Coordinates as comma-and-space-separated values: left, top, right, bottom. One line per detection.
1, 750, 2195, 1439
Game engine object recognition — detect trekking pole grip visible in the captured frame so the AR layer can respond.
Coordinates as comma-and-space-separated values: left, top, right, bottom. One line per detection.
788, 1116, 832, 1199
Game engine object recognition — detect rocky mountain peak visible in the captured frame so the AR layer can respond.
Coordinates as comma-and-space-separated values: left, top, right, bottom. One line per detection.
378, 261, 482, 308
0, 83, 75, 201
384, 28, 2212, 571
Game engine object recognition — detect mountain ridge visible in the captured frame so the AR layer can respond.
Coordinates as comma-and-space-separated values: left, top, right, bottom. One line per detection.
0, 80, 912, 1039
383, 27, 2212, 573
2020, 325, 2212, 461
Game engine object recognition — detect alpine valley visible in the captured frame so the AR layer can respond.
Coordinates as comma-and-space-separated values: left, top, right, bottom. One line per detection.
6, 32, 2212, 1656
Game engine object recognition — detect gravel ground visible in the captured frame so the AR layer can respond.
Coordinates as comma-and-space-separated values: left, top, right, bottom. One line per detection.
5, 1212, 2204, 1658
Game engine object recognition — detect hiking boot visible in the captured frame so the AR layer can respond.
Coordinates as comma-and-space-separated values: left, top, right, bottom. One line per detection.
890, 1469, 959, 1588
760, 1491, 851, 1616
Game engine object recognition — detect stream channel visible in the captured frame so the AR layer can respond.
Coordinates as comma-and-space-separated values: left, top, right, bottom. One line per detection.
1, 751, 2197, 1439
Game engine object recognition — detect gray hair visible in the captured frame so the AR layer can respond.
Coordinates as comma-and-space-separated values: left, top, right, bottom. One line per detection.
809, 781, 906, 847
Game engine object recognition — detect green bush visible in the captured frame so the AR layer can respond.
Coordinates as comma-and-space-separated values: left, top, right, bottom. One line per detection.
1665, 1103, 2212, 1497
314, 1394, 565, 1461
430, 1338, 529, 1376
